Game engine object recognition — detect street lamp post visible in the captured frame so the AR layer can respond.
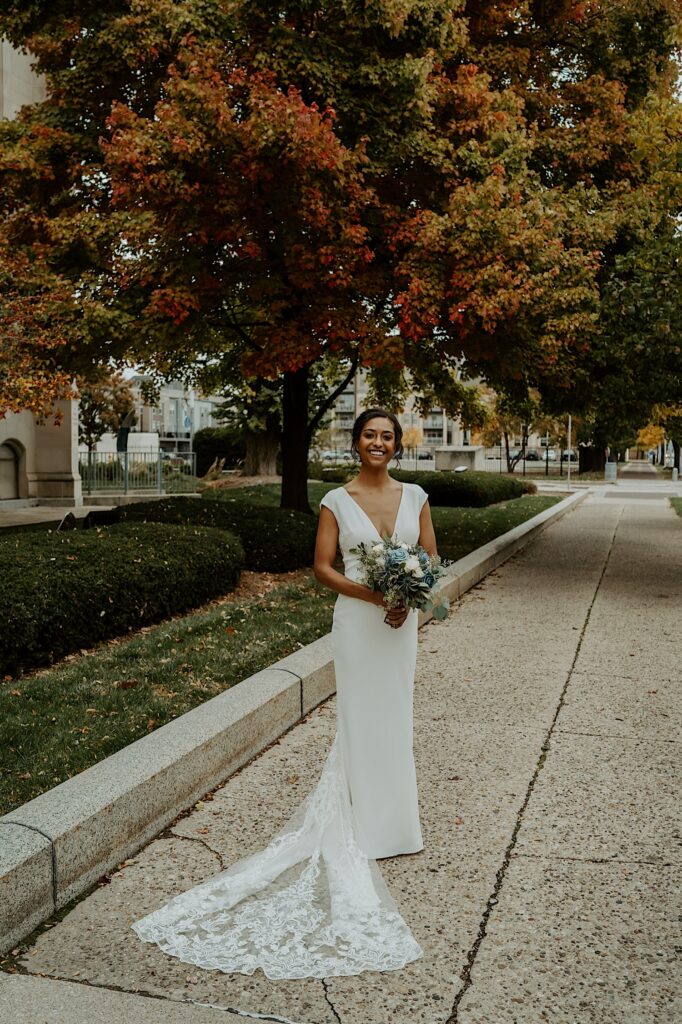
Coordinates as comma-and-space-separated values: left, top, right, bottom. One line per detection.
567, 415, 572, 490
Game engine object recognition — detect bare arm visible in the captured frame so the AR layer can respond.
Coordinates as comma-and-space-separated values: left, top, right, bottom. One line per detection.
313, 505, 384, 606
418, 500, 438, 557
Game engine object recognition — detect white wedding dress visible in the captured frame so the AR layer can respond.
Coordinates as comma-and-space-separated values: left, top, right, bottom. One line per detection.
132, 482, 427, 979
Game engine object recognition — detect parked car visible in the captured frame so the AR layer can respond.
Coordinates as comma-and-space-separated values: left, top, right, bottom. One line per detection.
525, 450, 540, 461
542, 449, 557, 461
320, 450, 352, 463
562, 449, 578, 462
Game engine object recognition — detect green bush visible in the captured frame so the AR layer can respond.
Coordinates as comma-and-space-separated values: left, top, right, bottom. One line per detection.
193, 427, 246, 476
118, 496, 317, 572
391, 469, 536, 506
0, 523, 244, 677
308, 462, 355, 483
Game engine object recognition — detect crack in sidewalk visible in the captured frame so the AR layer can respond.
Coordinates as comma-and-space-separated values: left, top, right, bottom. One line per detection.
321, 978, 342, 1023
169, 830, 227, 871
446, 508, 623, 1023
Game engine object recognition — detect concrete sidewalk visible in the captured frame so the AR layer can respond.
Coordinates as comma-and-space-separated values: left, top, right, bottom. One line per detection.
1, 492, 680, 1023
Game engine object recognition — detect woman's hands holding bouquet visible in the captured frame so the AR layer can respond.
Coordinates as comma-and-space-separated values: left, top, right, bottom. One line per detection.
355, 537, 449, 629
368, 590, 409, 628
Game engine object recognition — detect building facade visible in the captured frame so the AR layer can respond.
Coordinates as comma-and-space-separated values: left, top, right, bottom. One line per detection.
324, 370, 467, 455
80, 377, 223, 457
0, 42, 85, 504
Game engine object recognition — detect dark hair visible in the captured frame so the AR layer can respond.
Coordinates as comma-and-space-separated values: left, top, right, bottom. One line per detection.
351, 408, 404, 461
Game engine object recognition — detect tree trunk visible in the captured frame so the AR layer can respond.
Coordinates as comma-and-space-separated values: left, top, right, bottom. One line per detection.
503, 431, 514, 473
281, 365, 313, 513
242, 413, 280, 476
578, 446, 605, 474
673, 439, 680, 472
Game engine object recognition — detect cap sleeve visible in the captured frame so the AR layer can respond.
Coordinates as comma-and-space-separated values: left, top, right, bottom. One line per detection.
416, 484, 429, 510
319, 489, 338, 516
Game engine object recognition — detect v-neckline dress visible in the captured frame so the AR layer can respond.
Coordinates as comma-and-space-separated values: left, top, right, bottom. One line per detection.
323, 481, 425, 860
131, 482, 428, 979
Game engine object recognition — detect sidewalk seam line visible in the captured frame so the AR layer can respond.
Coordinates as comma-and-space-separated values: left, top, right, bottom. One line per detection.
513, 853, 677, 867
446, 506, 623, 1023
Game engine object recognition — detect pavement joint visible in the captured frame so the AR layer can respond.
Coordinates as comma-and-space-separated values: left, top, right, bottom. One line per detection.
513, 852, 677, 867
0, 973, 315, 1024
189, 996, 314, 1022
553, 727, 681, 744
445, 506, 623, 1024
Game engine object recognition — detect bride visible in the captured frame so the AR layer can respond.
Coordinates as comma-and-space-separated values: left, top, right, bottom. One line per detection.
132, 409, 438, 979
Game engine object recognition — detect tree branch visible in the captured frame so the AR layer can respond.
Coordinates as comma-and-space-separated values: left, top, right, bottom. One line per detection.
306, 351, 360, 441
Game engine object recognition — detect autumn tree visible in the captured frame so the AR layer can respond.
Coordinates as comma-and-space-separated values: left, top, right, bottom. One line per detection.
1, 1, 680, 505
78, 370, 135, 453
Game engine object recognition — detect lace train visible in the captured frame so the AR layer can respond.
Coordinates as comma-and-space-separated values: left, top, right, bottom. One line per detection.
132, 736, 423, 979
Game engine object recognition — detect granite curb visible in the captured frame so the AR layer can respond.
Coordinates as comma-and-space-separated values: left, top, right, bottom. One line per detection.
0, 487, 587, 953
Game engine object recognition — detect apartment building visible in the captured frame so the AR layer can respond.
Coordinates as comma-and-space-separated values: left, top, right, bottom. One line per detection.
325, 370, 467, 453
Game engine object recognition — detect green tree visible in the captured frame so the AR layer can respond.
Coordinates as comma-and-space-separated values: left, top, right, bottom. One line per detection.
1, 1, 680, 507
78, 371, 135, 453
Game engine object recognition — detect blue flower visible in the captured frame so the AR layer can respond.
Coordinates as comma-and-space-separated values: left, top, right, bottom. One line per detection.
388, 548, 408, 565
424, 572, 435, 587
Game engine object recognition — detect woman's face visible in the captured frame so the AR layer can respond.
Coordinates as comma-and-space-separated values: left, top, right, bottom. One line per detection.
356, 417, 397, 467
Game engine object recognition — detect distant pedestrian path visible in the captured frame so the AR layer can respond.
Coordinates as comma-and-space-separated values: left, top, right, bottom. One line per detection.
619, 460, 659, 480
2, 492, 679, 1024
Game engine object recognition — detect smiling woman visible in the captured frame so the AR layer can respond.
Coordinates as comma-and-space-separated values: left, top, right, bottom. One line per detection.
132, 409, 439, 978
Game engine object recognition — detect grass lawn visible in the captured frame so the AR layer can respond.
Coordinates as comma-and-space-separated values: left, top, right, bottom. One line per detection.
671, 497, 682, 517
0, 488, 560, 816
0, 577, 335, 816
431, 494, 559, 562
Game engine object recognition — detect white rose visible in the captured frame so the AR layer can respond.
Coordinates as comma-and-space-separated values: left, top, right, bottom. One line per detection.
413, 567, 424, 578
405, 556, 420, 572
399, 542, 409, 549
372, 543, 384, 553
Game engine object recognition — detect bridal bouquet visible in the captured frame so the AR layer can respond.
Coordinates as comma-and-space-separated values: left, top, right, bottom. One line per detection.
352, 537, 449, 620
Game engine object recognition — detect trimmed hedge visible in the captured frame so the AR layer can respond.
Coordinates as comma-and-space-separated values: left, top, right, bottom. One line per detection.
0, 523, 244, 677
118, 497, 317, 572
391, 470, 536, 506
193, 427, 246, 476
308, 462, 355, 483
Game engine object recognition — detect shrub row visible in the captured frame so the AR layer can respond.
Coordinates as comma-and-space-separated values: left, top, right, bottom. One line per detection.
117, 497, 317, 572
391, 470, 536, 506
193, 427, 246, 476
0, 523, 244, 677
309, 467, 535, 504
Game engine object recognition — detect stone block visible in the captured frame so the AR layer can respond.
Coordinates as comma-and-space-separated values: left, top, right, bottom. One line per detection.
4, 668, 300, 910
273, 633, 336, 715
0, 822, 53, 954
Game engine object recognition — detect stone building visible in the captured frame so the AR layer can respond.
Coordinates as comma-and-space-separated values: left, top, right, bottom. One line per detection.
0, 41, 83, 505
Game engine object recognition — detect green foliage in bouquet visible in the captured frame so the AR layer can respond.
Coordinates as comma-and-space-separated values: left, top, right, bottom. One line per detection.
352, 537, 449, 620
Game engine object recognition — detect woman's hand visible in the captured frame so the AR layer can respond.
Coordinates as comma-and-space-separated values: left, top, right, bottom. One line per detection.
383, 602, 409, 629
365, 589, 407, 627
